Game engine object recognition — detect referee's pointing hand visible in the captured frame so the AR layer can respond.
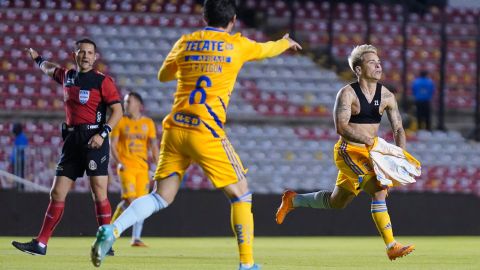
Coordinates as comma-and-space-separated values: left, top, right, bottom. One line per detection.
25, 48, 39, 60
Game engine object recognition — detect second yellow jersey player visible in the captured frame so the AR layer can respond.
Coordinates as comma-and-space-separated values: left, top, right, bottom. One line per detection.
110, 92, 158, 247
112, 115, 156, 197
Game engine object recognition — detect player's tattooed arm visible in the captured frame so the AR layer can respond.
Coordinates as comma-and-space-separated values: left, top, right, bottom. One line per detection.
26, 48, 59, 77
334, 87, 374, 146
383, 88, 406, 149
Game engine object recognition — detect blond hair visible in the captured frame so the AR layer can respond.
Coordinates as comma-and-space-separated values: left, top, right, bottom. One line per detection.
348, 44, 378, 75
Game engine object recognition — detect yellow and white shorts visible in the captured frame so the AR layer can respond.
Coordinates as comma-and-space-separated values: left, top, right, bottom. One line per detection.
153, 127, 247, 189
118, 167, 150, 200
333, 139, 378, 195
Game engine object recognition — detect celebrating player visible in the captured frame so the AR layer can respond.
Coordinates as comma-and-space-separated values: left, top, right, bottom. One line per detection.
110, 92, 159, 247
12, 39, 123, 255
91, 0, 301, 269
276, 45, 415, 260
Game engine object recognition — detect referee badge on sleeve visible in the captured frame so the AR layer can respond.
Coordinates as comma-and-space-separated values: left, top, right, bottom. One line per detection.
79, 90, 90, 104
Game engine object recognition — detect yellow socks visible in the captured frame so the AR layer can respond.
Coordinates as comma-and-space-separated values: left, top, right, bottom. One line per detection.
371, 201, 395, 247
111, 200, 127, 223
230, 192, 254, 266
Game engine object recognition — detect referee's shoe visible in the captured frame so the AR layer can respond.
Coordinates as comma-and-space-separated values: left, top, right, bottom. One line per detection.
11, 239, 47, 255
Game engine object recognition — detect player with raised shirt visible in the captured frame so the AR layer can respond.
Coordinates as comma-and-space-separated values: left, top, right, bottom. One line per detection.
276, 45, 415, 261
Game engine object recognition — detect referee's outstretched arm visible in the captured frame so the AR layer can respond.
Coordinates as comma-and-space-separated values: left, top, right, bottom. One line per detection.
26, 48, 59, 77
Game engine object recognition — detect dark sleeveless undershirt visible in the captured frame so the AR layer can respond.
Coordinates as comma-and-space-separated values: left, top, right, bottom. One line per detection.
349, 82, 382, 124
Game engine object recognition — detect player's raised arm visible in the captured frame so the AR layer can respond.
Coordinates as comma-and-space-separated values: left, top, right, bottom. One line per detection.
242, 33, 302, 62
334, 87, 374, 146
383, 87, 406, 149
26, 48, 60, 78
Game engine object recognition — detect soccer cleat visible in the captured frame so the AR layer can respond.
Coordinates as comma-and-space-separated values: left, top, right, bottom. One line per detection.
11, 239, 47, 256
106, 248, 115, 256
275, 190, 297, 224
91, 225, 117, 267
131, 240, 147, 247
239, 263, 261, 270
387, 242, 415, 260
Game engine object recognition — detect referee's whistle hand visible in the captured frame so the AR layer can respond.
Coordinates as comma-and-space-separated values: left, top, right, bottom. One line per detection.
88, 134, 104, 149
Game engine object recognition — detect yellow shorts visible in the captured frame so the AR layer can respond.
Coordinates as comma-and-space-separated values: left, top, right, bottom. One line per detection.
118, 167, 150, 200
333, 139, 377, 196
153, 128, 247, 189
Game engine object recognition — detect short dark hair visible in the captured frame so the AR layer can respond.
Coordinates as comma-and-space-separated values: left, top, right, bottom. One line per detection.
420, 70, 428, 77
203, 0, 236, 28
127, 92, 144, 105
12, 123, 23, 136
75, 38, 97, 52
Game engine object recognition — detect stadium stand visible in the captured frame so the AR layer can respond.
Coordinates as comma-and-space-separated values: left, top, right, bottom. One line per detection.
249, 0, 478, 111
1, 120, 480, 196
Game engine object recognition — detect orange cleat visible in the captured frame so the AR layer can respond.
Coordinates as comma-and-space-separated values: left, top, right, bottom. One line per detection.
387, 242, 415, 260
131, 240, 147, 247
275, 190, 297, 224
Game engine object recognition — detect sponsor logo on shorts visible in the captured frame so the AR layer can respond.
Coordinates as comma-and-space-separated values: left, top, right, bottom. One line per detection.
56, 165, 63, 171
79, 90, 90, 104
89, 160, 97, 170
173, 112, 200, 126
100, 155, 107, 164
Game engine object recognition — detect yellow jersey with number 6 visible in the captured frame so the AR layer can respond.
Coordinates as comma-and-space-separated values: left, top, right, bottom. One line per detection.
158, 27, 290, 138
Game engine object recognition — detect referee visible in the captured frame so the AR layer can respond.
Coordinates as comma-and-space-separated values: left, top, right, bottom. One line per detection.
12, 38, 123, 255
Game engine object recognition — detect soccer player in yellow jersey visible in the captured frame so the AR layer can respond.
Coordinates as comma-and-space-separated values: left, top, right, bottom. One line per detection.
276, 45, 415, 261
91, 0, 301, 268
110, 92, 158, 247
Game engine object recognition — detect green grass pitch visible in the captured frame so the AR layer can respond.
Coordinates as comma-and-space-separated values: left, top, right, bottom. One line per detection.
1, 236, 479, 269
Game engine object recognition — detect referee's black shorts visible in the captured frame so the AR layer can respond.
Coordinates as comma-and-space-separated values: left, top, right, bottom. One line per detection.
55, 126, 109, 181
